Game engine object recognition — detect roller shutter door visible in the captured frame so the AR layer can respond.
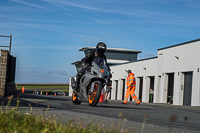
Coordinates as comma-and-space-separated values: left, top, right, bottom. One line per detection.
183, 72, 193, 106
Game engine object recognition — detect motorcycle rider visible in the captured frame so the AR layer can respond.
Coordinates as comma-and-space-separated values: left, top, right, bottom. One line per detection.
75, 42, 110, 92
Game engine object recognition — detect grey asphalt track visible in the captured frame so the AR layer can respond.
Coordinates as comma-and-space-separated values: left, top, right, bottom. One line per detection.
1, 93, 200, 133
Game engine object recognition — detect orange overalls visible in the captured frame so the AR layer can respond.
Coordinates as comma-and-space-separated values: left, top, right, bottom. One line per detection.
21, 86, 25, 93
123, 73, 140, 104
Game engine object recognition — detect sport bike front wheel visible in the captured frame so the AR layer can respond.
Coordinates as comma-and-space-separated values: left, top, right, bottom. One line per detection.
88, 81, 102, 107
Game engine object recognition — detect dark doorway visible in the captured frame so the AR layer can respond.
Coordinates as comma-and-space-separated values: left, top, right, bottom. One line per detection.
139, 77, 143, 102
115, 80, 118, 100
149, 76, 155, 103
167, 73, 174, 104
122, 79, 125, 100
183, 72, 193, 106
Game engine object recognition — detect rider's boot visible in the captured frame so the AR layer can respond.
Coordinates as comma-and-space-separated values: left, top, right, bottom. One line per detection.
75, 83, 80, 92
75, 68, 85, 92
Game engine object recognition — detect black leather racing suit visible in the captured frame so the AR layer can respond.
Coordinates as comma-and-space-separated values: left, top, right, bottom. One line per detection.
76, 49, 110, 90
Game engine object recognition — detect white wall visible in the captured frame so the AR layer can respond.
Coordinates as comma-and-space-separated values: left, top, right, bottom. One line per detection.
110, 58, 158, 103
69, 77, 73, 96
110, 40, 200, 106
158, 41, 200, 106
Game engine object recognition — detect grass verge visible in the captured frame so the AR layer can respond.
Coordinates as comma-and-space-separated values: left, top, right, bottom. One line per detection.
0, 96, 129, 133
1, 95, 188, 133
42, 89, 69, 93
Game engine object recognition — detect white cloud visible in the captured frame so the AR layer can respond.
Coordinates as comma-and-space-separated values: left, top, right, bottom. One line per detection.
47, 70, 68, 77
13, 45, 81, 50
42, 0, 105, 12
81, 15, 107, 24
175, 0, 200, 9
9, 0, 47, 9
42, 0, 71, 11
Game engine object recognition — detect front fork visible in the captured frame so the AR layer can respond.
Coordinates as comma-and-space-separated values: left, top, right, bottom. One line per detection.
88, 82, 95, 95
88, 81, 105, 98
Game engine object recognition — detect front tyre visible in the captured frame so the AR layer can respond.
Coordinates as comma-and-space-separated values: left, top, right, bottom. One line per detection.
88, 81, 102, 107
72, 91, 82, 105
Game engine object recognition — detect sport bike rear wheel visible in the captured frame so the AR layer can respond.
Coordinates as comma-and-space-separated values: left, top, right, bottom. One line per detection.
72, 91, 81, 105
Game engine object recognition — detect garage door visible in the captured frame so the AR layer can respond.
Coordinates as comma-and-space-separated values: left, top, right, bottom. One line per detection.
183, 72, 193, 106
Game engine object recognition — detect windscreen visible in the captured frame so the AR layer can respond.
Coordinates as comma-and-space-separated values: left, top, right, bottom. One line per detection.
93, 57, 107, 69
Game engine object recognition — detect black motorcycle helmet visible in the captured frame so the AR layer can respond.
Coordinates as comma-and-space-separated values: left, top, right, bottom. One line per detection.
96, 42, 107, 57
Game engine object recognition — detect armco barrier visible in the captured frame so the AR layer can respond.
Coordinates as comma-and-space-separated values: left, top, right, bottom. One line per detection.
21, 90, 69, 96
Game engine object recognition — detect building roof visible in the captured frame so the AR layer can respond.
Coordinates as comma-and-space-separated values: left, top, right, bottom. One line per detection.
71, 59, 130, 65
79, 47, 141, 53
113, 56, 158, 66
107, 59, 130, 64
158, 38, 200, 51
72, 47, 141, 66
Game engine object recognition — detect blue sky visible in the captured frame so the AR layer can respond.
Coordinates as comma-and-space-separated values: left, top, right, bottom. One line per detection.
0, 0, 200, 83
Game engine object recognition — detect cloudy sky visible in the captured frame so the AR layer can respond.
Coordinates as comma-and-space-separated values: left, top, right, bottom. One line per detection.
0, 0, 200, 83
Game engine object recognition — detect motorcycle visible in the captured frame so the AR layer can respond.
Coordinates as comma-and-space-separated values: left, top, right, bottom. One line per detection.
71, 57, 109, 107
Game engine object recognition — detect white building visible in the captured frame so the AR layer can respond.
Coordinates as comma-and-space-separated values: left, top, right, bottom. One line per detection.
111, 38, 200, 106
69, 39, 200, 106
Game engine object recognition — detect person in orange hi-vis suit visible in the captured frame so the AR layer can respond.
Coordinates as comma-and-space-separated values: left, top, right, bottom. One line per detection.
21, 86, 25, 93
122, 70, 140, 105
